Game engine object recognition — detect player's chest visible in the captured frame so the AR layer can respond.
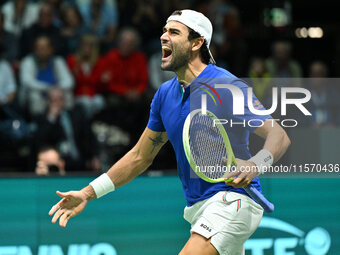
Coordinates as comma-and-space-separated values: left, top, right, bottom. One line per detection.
160, 95, 191, 144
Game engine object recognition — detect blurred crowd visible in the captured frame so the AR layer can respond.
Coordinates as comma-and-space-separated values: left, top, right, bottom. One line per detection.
0, 0, 339, 174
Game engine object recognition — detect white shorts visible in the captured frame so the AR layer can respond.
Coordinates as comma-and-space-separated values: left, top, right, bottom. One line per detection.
183, 191, 263, 255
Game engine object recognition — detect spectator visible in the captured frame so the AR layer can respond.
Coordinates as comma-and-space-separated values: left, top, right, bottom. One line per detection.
35, 146, 65, 176
67, 34, 106, 118
20, 3, 63, 57
46, 0, 64, 27
248, 57, 272, 104
101, 27, 148, 143
131, 0, 162, 53
0, 12, 19, 63
206, 0, 247, 75
76, 0, 118, 53
104, 27, 148, 100
60, 4, 85, 56
307, 61, 332, 127
266, 41, 303, 78
1, 0, 39, 36
35, 88, 101, 172
19, 36, 74, 118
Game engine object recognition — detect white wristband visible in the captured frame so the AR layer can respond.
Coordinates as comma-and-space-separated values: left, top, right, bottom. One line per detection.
248, 149, 274, 175
90, 173, 115, 198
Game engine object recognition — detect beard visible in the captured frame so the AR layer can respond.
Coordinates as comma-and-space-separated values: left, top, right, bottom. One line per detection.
161, 46, 191, 72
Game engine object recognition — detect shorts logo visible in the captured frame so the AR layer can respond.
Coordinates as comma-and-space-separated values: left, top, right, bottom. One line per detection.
200, 223, 212, 232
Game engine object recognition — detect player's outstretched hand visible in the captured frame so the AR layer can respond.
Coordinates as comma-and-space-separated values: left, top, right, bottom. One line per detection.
49, 190, 91, 227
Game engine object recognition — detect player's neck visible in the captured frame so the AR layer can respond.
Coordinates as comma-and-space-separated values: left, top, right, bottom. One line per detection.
176, 59, 207, 87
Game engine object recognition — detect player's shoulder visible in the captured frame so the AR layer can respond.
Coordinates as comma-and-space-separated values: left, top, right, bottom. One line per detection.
209, 65, 249, 89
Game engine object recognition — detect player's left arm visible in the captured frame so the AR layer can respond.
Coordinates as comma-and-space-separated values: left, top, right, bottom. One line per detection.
253, 119, 291, 163
226, 119, 291, 188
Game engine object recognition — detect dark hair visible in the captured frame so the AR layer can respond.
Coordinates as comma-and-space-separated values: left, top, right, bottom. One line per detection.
170, 10, 211, 65
188, 29, 211, 65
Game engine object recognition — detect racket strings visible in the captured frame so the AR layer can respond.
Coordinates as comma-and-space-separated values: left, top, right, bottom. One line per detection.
189, 113, 228, 179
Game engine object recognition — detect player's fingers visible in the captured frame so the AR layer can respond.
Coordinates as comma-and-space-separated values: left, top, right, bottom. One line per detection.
51, 208, 64, 224
229, 178, 245, 188
236, 172, 253, 187
229, 171, 248, 187
231, 173, 253, 188
61, 216, 70, 228
224, 177, 234, 184
224, 168, 239, 180
49, 203, 61, 216
49, 196, 69, 215
59, 211, 71, 227
56, 190, 72, 198
231, 176, 243, 185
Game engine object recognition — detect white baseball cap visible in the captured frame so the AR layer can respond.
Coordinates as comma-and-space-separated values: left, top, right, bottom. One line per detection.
167, 9, 216, 64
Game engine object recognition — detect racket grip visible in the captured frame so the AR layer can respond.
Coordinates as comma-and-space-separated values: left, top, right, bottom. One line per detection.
244, 185, 274, 213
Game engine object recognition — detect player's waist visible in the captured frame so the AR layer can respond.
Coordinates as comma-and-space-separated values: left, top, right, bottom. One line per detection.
184, 180, 262, 207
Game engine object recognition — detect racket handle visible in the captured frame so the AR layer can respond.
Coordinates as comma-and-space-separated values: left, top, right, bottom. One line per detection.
244, 185, 274, 213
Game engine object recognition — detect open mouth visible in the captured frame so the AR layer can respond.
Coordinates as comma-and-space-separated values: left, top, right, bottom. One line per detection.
162, 46, 172, 60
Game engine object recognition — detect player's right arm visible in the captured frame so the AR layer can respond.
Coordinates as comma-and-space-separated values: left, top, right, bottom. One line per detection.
105, 127, 168, 188
49, 127, 168, 227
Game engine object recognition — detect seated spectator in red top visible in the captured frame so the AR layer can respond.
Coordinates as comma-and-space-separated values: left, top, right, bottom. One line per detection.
67, 34, 106, 118
100, 28, 149, 144
104, 27, 148, 102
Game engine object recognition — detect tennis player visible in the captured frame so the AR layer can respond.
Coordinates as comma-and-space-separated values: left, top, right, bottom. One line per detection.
49, 10, 290, 255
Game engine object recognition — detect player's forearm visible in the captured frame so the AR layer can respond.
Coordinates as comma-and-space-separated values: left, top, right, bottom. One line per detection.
253, 120, 291, 163
263, 126, 291, 163
81, 149, 152, 200
83, 129, 167, 200
105, 148, 153, 188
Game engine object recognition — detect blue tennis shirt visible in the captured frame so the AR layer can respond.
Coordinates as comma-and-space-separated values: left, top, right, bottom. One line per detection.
147, 64, 271, 206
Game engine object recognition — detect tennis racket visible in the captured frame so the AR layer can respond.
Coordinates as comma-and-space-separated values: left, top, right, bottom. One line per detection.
182, 109, 274, 213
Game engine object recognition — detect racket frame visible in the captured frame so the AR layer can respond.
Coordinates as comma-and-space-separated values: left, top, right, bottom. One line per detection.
183, 109, 236, 183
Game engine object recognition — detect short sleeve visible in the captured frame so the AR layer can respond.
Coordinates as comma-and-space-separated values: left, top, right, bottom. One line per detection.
147, 88, 166, 132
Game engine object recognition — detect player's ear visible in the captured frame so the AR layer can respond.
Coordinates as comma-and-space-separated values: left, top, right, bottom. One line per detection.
191, 37, 205, 53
